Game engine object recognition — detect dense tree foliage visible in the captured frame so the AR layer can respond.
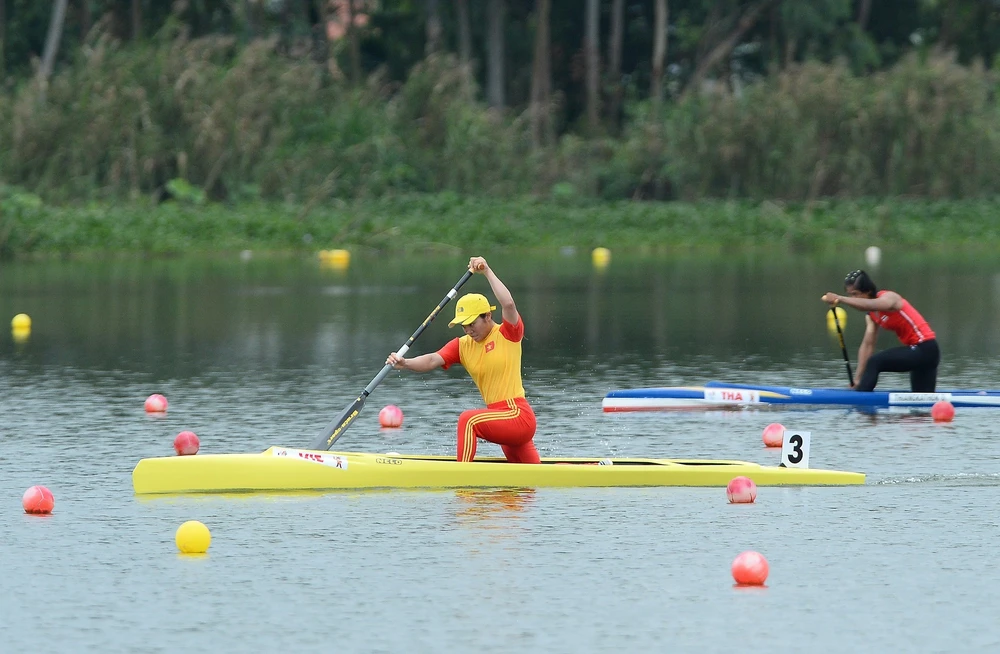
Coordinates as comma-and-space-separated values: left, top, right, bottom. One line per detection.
4, 1, 999, 127
1, 1, 999, 203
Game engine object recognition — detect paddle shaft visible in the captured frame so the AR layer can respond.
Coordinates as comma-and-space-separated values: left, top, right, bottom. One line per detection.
830, 306, 855, 386
312, 270, 475, 450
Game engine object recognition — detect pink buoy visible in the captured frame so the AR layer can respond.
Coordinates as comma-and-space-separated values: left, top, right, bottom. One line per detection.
726, 476, 757, 504
144, 393, 168, 413
931, 401, 955, 423
22, 485, 55, 515
379, 404, 404, 428
731, 551, 769, 586
173, 430, 200, 456
761, 422, 784, 448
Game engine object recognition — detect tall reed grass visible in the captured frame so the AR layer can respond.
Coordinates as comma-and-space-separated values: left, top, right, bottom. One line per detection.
602, 52, 1000, 201
0, 31, 535, 202
1, 32, 998, 204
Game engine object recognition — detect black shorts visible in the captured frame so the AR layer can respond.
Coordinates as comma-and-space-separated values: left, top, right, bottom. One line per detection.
855, 339, 940, 392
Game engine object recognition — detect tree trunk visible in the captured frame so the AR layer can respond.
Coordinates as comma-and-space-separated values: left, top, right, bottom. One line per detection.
425, 0, 442, 55
939, 0, 957, 47
39, 0, 69, 88
0, 0, 6, 77
131, 0, 141, 40
245, 0, 256, 40
455, 0, 473, 98
857, 0, 872, 31
651, 0, 668, 112
486, 0, 506, 108
682, 0, 772, 99
455, 0, 471, 66
584, 0, 600, 133
281, 0, 295, 47
606, 0, 624, 129
345, 0, 362, 84
80, 0, 91, 42
530, 0, 551, 148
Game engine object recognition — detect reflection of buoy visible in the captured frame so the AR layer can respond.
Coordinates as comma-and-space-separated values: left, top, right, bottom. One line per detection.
176, 521, 211, 554
931, 401, 955, 422
826, 306, 847, 332
22, 485, 55, 515
762, 423, 784, 448
732, 551, 769, 586
12, 327, 31, 343
865, 246, 882, 267
11, 313, 31, 330
379, 405, 403, 428
144, 394, 168, 413
174, 431, 200, 455
726, 476, 757, 503
591, 247, 611, 268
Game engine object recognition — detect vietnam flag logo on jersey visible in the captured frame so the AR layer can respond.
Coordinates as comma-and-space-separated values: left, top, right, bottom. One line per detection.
485, 341, 495, 353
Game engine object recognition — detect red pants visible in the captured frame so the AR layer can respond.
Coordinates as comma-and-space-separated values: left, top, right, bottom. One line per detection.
457, 397, 539, 464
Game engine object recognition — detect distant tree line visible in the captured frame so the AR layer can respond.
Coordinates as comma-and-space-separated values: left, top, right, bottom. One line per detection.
5, 1, 999, 137
1, 1, 999, 203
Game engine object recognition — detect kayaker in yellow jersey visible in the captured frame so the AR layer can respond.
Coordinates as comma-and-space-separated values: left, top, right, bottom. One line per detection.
386, 256, 540, 463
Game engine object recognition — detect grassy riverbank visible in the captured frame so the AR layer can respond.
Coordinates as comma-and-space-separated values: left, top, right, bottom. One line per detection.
2, 192, 999, 259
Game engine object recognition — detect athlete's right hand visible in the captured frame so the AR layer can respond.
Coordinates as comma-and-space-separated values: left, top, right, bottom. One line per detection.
469, 256, 488, 274
386, 352, 406, 370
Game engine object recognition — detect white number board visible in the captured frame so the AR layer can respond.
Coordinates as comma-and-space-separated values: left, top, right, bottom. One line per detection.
780, 431, 810, 469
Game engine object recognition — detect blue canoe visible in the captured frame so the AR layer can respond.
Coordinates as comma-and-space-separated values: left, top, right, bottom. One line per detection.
602, 380, 1000, 411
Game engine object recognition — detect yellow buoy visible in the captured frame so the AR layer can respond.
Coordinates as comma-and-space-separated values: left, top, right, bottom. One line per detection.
826, 306, 847, 332
11, 313, 31, 330
328, 249, 351, 269
591, 247, 611, 268
175, 520, 212, 554
12, 328, 31, 343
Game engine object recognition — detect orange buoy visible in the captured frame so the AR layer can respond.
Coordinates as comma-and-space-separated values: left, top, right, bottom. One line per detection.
22, 485, 55, 515
731, 551, 769, 586
144, 393, 168, 413
761, 422, 784, 448
379, 405, 404, 428
726, 476, 757, 504
931, 401, 955, 422
174, 431, 200, 455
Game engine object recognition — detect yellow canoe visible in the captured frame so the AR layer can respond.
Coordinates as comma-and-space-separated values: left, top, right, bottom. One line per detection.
131, 446, 865, 495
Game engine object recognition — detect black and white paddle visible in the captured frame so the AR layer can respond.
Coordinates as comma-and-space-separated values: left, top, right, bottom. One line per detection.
829, 306, 855, 387
312, 269, 474, 451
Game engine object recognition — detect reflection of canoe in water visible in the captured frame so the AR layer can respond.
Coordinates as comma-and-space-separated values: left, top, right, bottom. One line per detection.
131, 446, 864, 494
602, 381, 1000, 412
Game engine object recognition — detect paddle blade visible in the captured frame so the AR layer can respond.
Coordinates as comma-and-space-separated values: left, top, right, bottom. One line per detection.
312, 394, 367, 450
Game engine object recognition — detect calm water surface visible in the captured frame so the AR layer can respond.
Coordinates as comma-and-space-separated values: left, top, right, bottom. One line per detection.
2, 252, 1000, 653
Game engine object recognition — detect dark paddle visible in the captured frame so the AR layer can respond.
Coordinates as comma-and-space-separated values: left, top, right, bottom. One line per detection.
312, 269, 474, 451
830, 306, 855, 387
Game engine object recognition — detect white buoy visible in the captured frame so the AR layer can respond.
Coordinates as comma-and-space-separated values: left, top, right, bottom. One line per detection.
865, 246, 882, 267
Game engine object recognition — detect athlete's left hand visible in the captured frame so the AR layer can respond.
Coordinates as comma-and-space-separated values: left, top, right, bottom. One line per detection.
821, 292, 841, 305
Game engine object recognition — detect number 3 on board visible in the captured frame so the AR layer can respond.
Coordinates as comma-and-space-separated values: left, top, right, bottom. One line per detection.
780, 431, 810, 469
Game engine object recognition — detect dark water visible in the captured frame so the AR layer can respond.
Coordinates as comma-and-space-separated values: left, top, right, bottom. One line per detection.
2, 251, 1000, 653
